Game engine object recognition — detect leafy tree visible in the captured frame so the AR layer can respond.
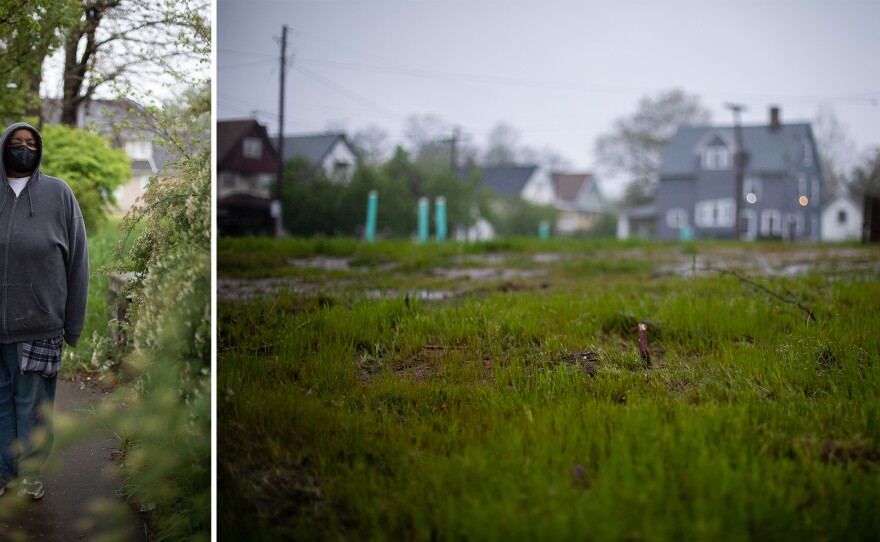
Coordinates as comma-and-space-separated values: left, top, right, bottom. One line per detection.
282, 158, 347, 236
341, 166, 416, 238
53, 1, 212, 540
519, 145, 571, 171
595, 89, 711, 205
39, 123, 130, 229
384, 145, 427, 198
352, 124, 391, 166
110, 145, 211, 542
423, 168, 483, 235
59, 0, 210, 126
850, 147, 880, 198
489, 195, 559, 237
0, 0, 79, 123
404, 113, 456, 173
482, 122, 521, 166
813, 105, 858, 199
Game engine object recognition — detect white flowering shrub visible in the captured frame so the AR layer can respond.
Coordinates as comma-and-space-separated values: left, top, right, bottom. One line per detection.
102, 145, 211, 541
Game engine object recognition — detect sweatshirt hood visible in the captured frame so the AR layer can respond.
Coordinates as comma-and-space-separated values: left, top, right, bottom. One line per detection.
1, 122, 42, 216
1, 122, 43, 183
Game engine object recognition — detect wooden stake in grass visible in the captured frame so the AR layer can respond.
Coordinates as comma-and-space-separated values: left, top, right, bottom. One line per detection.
638, 323, 650, 366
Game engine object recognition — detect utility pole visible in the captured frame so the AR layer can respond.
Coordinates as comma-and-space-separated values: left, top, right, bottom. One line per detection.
725, 103, 746, 240
450, 126, 460, 172
274, 25, 289, 237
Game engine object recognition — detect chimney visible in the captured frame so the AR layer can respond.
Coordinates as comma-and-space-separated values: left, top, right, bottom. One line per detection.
769, 106, 780, 130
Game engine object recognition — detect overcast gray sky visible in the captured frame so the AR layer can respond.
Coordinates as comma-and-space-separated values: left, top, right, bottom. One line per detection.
217, 0, 880, 197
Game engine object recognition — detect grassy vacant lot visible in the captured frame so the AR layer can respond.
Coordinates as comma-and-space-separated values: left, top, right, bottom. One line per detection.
218, 237, 880, 541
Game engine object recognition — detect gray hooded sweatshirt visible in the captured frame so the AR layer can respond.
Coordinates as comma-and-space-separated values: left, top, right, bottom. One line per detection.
0, 122, 89, 347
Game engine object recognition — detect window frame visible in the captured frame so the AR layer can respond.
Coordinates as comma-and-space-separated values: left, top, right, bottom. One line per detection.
702, 146, 731, 170
666, 208, 688, 229
242, 137, 263, 159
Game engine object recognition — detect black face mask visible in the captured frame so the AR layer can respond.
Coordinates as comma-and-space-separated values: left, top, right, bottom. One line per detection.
4, 145, 38, 174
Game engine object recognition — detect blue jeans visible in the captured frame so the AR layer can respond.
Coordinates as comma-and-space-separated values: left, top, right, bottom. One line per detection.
0, 342, 57, 484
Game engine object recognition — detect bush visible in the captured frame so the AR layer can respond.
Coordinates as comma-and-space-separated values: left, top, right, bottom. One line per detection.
63, 146, 211, 542
39, 123, 130, 230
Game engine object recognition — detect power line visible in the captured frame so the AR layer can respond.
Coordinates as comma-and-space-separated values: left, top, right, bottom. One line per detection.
294, 56, 880, 107
218, 59, 276, 70
292, 64, 401, 121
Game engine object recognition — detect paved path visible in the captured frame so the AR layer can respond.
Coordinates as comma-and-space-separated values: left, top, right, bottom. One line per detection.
0, 380, 148, 541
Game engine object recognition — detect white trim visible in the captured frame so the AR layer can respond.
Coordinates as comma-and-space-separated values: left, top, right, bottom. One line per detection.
741, 209, 758, 240
702, 147, 731, 170
695, 198, 735, 228
242, 137, 262, 159
743, 175, 762, 203
666, 208, 688, 229
760, 209, 782, 237
803, 141, 813, 167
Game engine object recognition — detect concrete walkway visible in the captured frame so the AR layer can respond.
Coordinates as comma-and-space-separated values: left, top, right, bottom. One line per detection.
0, 380, 148, 541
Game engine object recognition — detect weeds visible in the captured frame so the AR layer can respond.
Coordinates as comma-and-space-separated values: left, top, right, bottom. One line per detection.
219, 238, 880, 540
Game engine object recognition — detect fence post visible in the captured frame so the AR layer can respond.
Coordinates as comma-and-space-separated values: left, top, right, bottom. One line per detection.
365, 190, 378, 242
539, 220, 551, 240
418, 197, 429, 243
435, 196, 447, 241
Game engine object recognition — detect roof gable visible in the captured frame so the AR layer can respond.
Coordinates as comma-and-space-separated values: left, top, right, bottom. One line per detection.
469, 165, 539, 197
553, 173, 593, 202
659, 122, 818, 176
277, 133, 355, 167
217, 119, 278, 173
217, 119, 263, 163
695, 131, 734, 151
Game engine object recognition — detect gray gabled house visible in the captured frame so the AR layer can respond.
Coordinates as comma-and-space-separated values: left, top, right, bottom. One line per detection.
275, 132, 358, 184
655, 107, 824, 241
458, 164, 556, 205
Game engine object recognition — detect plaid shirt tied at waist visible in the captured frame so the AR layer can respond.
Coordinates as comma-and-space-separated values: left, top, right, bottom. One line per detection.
20, 336, 63, 377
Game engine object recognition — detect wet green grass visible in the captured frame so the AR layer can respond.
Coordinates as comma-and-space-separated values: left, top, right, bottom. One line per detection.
218, 237, 880, 541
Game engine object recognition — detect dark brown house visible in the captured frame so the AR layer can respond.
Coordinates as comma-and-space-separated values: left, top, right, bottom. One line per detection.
217, 119, 279, 236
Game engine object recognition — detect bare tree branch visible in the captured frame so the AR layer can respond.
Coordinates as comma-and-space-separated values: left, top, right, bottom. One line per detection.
709, 266, 816, 323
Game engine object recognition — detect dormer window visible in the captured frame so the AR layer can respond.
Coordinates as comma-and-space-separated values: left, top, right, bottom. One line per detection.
125, 140, 152, 160
803, 141, 813, 167
242, 137, 262, 159
702, 145, 731, 170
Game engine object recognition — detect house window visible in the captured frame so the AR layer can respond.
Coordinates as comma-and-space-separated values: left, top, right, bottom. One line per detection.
258, 173, 274, 191
666, 208, 688, 229
702, 146, 731, 170
741, 208, 758, 240
124, 140, 152, 160
760, 209, 782, 237
695, 198, 735, 228
803, 141, 813, 167
838, 210, 847, 224
333, 161, 351, 177
242, 137, 262, 159
743, 176, 762, 203
792, 212, 804, 237
220, 171, 235, 188
811, 179, 819, 206
798, 174, 808, 197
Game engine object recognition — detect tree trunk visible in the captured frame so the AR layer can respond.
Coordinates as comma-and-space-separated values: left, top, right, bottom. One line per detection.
61, 1, 114, 126
23, 71, 43, 129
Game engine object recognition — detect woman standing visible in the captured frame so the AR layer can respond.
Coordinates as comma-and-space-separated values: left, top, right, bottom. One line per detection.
0, 122, 89, 500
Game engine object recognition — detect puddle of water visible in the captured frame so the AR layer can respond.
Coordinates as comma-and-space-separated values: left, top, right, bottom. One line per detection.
435, 267, 546, 281
287, 256, 351, 271
364, 289, 456, 301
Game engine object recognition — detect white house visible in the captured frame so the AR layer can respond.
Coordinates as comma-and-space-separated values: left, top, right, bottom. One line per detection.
276, 133, 358, 184
553, 172, 604, 235
43, 98, 173, 213
821, 194, 862, 241
466, 164, 556, 205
